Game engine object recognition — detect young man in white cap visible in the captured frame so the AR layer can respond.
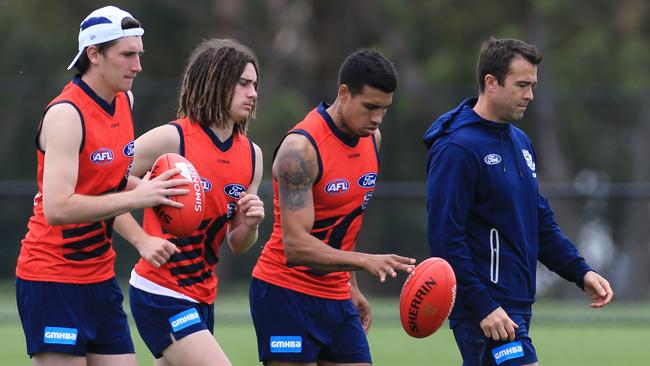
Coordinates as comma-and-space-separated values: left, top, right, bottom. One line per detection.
15, 5, 188, 366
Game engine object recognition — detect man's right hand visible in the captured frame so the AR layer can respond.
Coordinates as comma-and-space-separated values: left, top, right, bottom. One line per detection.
361, 254, 416, 282
479, 306, 519, 341
135, 234, 181, 268
131, 168, 190, 209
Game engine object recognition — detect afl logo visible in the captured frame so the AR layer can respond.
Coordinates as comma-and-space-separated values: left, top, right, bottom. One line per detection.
224, 183, 245, 199
484, 154, 502, 165
325, 179, 349, 194
90, 148, 114, 165
357, 173, 377, 188
123, 141, 135, 157
201, 177, 212, 193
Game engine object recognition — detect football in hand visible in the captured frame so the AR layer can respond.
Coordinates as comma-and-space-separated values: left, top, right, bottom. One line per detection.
150, 153, 205, 237
399, 257, 456, 338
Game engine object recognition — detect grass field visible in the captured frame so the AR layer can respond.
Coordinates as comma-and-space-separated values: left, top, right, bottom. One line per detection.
1, 283, 648, 365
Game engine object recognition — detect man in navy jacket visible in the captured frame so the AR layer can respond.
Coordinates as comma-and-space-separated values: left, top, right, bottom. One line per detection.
423, 37, 613, 366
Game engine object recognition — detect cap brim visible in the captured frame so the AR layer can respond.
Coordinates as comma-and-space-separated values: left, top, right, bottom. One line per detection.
67, 50, 83, 70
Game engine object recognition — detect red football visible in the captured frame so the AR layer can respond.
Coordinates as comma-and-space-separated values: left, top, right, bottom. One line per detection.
399, 257, 456, 338
150, 153, 205, 237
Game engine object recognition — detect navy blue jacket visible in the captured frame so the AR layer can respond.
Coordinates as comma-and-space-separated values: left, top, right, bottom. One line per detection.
423, 98, 592, 322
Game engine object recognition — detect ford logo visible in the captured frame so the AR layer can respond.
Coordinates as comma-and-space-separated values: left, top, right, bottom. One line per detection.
484, 154, 502, 165
357, 173, 377, 188
224, 183, 245, 199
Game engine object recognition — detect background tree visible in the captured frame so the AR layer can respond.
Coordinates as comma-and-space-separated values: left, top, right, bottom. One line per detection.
0, 0, 647, 299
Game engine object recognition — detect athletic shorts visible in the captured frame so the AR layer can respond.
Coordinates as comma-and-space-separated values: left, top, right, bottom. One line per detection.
15, 277, 134, 357
129, 285, 214, 358
249, 278, 371, 364
451, 314, 538, 366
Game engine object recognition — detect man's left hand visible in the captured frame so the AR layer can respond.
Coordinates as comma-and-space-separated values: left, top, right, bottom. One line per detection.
583, 271, 613, 308
350, 283, 372, 334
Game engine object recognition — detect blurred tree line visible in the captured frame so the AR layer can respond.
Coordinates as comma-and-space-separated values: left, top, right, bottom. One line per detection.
0, 0, 648, 300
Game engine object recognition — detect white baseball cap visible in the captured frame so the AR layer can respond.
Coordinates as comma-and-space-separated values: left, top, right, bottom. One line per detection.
67, 5, 144, 70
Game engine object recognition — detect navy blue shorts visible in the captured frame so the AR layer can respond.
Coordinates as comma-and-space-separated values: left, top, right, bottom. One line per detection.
129, 285, 214, 358
249, 278, 371, 364
451, 315, 538, 366
15, 277, 134, 357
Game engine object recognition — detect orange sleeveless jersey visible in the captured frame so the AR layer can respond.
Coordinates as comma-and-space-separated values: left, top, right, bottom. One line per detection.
252, 103, 379, 300
134, 118, 255, 304
17, 77, 135, 284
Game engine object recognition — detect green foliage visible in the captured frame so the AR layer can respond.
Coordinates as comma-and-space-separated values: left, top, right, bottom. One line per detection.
2, 0, 650, 299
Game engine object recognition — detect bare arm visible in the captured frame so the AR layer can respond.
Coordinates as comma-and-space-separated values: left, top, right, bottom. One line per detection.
227, 142, 265, 254
124, 124, 181, 191
40, 104, 188, 225
114, 124, 184, 267
114, 213, 180, 267
349, 271, 372, 333
130, 124, 181, 178
277, 134, 415, 281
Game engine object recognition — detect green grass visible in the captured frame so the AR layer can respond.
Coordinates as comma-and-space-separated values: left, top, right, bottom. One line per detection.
2, 321, 648, 365
1, 283, 649, 365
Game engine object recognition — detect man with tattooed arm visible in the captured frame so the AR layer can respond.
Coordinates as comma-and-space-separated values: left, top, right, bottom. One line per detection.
249, 49, 415, 366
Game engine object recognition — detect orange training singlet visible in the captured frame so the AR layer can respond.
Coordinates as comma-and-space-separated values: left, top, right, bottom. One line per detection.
134, 117, 255, 304
17, 77, 134, 284
252, 102, 379, 300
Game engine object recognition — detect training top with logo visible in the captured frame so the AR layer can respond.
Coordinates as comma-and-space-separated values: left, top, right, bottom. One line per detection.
133, 117, 255, 304
423, 97, 592, 322
17, 77, 134, 284
252, 102, 379, 300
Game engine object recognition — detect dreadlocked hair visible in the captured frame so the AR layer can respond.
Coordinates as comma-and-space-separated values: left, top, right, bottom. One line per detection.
177, 39, 259, 135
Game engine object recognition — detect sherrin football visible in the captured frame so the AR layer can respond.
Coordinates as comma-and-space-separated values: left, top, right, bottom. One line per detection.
399, 257, 456, 338
150, 153, 205, 237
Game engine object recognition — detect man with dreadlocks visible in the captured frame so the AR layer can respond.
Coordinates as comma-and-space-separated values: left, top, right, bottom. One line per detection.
116, 38, 264, 366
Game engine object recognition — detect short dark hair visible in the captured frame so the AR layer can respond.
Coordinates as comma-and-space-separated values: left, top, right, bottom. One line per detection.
476, 37, 542, 93
338, 49, 398, 95
73, 17, 142, 75
177, 39, 259, 135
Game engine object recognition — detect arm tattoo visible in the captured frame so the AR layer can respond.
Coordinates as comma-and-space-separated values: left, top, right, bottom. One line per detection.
278, 149, 314, 211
